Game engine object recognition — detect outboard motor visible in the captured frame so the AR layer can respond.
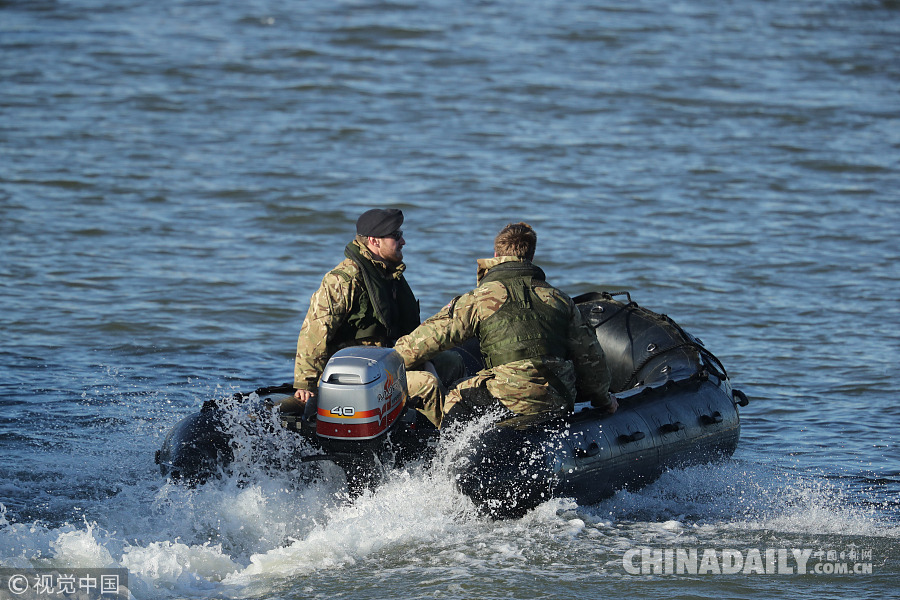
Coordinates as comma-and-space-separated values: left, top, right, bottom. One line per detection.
155, 347, 417, 489
315, 346, 409, 453
274, 346, 434, 490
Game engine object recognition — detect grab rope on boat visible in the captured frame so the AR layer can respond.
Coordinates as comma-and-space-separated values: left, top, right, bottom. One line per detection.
575, 290, 729, 388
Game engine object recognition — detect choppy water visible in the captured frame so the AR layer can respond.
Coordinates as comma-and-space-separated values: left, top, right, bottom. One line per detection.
2, 0, 899, 598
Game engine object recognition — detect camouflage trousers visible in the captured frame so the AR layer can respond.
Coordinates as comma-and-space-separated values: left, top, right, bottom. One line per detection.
406, 372, 465, 429
405, 350, 466, 428
409, 358, 574, 429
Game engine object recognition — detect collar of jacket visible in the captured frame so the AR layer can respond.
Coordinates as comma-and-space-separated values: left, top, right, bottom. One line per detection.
353, 239, 406, 280
476, 256, 533, 284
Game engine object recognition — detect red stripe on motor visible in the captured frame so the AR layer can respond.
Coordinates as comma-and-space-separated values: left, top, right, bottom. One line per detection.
316, 402, 404, 439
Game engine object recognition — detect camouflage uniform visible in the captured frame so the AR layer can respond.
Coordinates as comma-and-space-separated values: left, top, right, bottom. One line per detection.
293, 239, 419, 393
294, 239, 463, 426
393, 256, 612, 427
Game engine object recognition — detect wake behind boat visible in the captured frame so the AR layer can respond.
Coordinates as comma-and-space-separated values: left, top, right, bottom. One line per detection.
155, 292, 748, 518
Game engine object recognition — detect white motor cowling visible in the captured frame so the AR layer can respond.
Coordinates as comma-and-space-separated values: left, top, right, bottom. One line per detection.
316, 346, 409, 441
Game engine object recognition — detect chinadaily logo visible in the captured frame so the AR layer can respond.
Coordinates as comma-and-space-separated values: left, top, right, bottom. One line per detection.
622, 548, 874, 576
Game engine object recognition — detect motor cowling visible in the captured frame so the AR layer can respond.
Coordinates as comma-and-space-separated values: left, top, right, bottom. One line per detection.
316, 346, 409, 443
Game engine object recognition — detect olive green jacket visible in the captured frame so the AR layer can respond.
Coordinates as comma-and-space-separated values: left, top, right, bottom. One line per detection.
394, 256, 612, 413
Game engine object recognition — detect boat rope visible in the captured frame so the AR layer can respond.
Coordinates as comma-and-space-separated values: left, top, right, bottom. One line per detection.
621, 340, 727, 390
661, 318, 729, 381
576, 291, 729, 387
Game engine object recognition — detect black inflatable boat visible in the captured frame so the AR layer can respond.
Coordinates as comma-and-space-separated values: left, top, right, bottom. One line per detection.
155, 292, 747, 518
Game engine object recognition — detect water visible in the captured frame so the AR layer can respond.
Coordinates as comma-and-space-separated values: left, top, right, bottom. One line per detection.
2, 0, 899, 597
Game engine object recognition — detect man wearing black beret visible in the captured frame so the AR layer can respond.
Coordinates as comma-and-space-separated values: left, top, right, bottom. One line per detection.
292, 208, 462, 426
356, 207, 404, 239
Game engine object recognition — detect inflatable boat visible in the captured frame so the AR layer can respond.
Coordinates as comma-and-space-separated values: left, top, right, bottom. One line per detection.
155, 292, 747, 519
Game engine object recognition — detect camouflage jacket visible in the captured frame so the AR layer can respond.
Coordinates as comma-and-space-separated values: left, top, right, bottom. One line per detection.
393, 256, 612, 413
293, 240, 417, 392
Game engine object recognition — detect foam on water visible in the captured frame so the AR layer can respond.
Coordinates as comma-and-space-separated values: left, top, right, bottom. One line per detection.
605, 461, 896, 525
1, 397, 898, 598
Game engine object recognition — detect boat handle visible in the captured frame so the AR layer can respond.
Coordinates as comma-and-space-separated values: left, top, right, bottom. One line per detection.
574, 442, 602, 458
733, 389, 749, 406
659, 421, 685, 434
700, 412, 724, 425
617, 431, 646, 444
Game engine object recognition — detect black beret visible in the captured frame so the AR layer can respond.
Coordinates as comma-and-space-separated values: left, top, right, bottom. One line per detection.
356, 208, 404, 238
